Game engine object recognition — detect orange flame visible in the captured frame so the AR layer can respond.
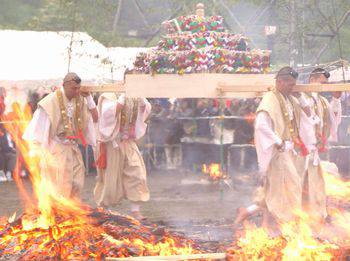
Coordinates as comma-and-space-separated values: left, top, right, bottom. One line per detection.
228, 161, 350, 259
229, 212, 339, 260
202, 163, 226, 181
324, 171, 350, 202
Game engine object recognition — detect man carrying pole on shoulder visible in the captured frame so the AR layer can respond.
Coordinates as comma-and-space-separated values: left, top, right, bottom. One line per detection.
234, 67, 310, 227
23, 72, 98, 199
297, 68, 342, 223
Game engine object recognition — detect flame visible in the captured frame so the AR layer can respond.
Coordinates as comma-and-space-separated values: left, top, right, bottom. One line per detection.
279, 212, 338, 260
0, 101, 198, 259
202, 163, 226, 181
7, 212, 16, 224
228, 162, 350, 259
324, 171, 350, 201
322, 168, 350, 246
229, 212, 339, 260
231, 226, 286, 260
103, 235, 194, 257
1, 102, 89, 229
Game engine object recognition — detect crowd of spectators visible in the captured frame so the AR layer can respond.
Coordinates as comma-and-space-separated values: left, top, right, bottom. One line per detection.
146, 98, 260, 171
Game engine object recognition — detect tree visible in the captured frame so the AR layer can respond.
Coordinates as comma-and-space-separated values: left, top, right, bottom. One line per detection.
0, 0, 349, 66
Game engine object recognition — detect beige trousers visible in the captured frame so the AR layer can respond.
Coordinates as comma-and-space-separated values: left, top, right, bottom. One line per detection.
94, 140, 149, 207
40, 143, 85, 198
301, 157, 327, 221
255, 151, 303, 223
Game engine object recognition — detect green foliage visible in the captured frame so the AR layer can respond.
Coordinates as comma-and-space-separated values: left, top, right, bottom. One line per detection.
0, 0, 349, 66
0, 0, 41, 29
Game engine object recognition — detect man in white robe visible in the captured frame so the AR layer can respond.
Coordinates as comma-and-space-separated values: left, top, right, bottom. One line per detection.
298, 68, 342, 222
234, 67, 309, 226
94, 93, 151, 220
23, 73, 97, 198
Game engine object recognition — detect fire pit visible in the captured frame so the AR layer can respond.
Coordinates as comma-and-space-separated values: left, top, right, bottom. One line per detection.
202, 163, 228, 182
0, 207, 203, 260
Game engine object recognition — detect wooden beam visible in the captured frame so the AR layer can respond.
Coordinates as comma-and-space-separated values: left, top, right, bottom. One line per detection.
81, 83, 125, 93
106, 252, 226, 261
80, 74, 350, 98
218, 83, 350, 93
127, 74, 274, 98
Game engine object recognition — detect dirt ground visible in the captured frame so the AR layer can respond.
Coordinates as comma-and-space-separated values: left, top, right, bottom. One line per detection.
0, 169, 257, 242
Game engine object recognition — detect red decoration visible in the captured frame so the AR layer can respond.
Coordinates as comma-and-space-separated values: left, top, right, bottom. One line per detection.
96, 143, 107, 170
293, 137, 309, 156
213, 99, 219, 108
66, 130, 87, 147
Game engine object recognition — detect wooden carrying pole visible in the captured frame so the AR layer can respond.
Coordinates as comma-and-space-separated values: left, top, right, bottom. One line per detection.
106, 252, 226, 261
217, 83, 350, 93
82, 83, 126, 93
81, 74, 350, 98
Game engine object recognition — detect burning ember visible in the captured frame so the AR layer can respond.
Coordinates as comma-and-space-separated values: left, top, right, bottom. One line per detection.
226, 213, 341, 260
226, 163, 350, 260
0, 207, 199, 259
324, 171, 350, 203
202, 163, 227, 181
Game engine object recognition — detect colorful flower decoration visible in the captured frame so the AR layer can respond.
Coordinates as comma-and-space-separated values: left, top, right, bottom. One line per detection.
134, 13, 271, 74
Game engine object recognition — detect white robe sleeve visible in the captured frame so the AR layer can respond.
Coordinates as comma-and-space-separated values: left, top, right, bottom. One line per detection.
85, 113, 96, 147
299, 109, 318, 147
135, 98, 151, 139
254, 111, 281, 173
328, 97, 342, 143
98, 98, 118, 140
98, 96, 151, 141
23, 107, 50, 148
